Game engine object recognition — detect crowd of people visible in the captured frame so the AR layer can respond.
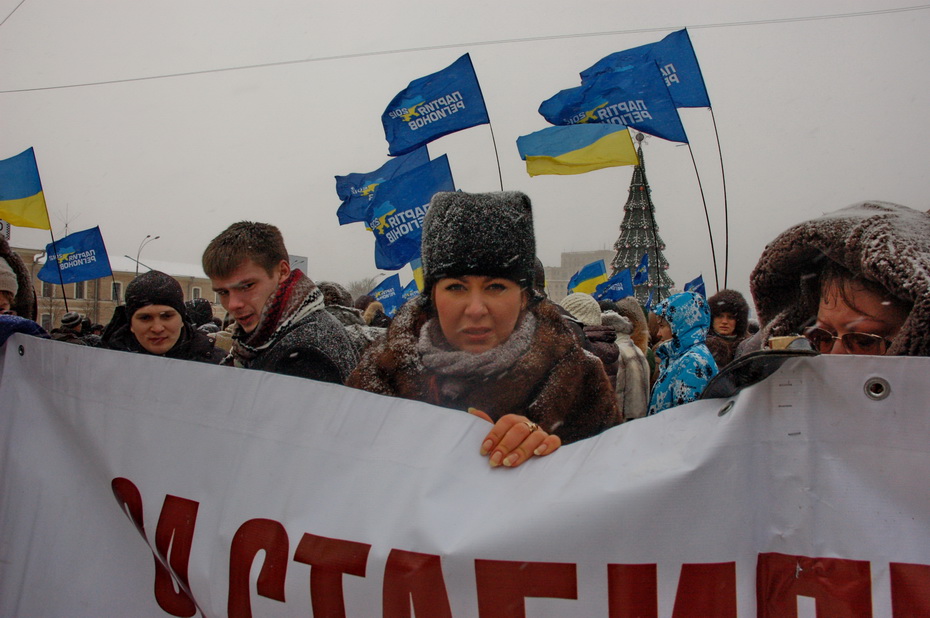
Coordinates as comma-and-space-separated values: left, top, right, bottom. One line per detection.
2, 196, 928, 468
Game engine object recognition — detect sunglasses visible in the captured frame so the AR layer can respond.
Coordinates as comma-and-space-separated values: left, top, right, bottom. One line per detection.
803, 327, 891, 355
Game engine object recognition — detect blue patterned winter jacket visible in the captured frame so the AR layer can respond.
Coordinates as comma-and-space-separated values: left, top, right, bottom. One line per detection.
648, 291, 718, 415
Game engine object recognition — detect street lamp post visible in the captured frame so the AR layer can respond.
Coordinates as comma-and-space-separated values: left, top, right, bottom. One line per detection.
135, 235, 160, 276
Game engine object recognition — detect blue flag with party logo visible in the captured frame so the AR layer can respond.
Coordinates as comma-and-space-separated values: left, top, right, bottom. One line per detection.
369, 274, 403, 317
38, 226, 113, 284
632, 253, 649, 286
683, 274, 706, 298
366, 155, 455, 270
335, 148, 430, 225
580, 29, 710, 108
594, 268, 634, 302
539, 63, 688, 144
382, 54, 490, 156
401, 278, 420, 303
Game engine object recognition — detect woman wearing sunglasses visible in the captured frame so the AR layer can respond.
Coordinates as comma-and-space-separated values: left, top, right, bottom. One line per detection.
747, 201, 929, 356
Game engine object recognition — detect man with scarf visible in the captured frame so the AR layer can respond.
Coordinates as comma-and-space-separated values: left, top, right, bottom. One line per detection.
202, 221, 358, 383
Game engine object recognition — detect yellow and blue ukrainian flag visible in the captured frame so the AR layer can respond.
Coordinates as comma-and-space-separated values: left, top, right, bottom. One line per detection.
567, 260, 609, 295
516, 125, 638, 177
0, 147, 51, 230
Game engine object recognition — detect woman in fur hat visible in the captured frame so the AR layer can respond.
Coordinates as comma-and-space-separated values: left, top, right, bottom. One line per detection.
705, 289, 751, 369
102, 270, 225, 364
348, 191, 619, 468
747, 201, 928, 356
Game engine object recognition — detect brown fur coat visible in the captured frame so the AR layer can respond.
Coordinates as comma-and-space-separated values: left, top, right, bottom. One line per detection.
347, 297, 619, 444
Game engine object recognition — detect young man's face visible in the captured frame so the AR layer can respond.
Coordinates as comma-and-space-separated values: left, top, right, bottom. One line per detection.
211, 258, 290, 334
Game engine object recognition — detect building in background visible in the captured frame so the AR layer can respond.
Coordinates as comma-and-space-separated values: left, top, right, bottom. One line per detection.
10, 246, 219, 331
543, 250, 614, 304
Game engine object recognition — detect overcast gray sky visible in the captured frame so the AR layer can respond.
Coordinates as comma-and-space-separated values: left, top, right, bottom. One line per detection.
2, 1, 928, 305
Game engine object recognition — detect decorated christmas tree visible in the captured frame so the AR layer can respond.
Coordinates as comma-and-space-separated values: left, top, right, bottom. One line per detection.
610, 137, 675, 306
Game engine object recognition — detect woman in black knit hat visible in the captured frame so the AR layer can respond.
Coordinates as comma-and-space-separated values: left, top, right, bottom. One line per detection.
347, 191, 619, 468
102, 270, 225, 364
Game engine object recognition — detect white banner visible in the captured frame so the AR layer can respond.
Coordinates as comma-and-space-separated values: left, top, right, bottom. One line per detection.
1, 334, 929, 616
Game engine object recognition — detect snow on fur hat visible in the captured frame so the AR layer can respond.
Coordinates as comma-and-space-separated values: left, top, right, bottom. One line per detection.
707, 289, 750, 337
750, 201, 930, 356
125, 271, 187, 320
560, 293, 602, 327
319, 281, 353, 307
421, 191, 536, 297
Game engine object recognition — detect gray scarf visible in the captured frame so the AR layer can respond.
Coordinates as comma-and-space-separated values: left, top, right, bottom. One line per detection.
417, 313, 537, 400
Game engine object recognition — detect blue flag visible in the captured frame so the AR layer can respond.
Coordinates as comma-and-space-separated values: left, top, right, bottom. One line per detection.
539, 63, 688, 144
366, 155, 455, 270
580, 29, 710, 109
567, 260, 608, 295
683, 274, 706, 298
401, 278, 420, 303
38, 226, 113, 284
632, 253, 649, 285
334, 148, 430, 225
369, 274, 403, 317
594, 268, 634, 302
382, 54, 490, 156
644, 290, 654, 312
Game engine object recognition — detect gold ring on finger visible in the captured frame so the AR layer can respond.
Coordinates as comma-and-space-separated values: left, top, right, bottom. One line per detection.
523, 420, 540, 433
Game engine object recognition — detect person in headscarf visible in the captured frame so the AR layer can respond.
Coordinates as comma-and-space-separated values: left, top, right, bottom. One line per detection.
348, 191, 619, 468
101, 270, 224, 364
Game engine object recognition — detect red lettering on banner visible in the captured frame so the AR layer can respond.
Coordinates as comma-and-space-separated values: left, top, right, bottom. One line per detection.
756, 552, 872, 616
672, 562, 736, 617
111, 478, 200, 616
474, 559, 577, 616
228, 519, 289, 618
153, 495, 200, 617
111, 477, 147, 537
608, 563, 657, 617
383, 549, 452, 617
890, 562, 930, 616
293, 533, 371, 617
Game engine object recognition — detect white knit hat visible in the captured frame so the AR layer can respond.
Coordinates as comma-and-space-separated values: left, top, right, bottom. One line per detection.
560, 293, 602, 326
0, 258, 18, 296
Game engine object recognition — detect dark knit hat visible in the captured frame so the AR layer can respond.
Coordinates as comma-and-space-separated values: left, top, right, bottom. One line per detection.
61, 311, 83, 328
707, 289, 750, 337
421, 191, 536, 296
185, 298, 214, 327
125, 271, 187, 320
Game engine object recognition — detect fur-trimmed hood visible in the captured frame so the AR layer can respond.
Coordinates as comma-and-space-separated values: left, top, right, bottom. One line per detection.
750, 201, 930, 356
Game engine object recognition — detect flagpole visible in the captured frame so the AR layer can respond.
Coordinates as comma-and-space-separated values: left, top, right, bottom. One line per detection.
487, 122, 504, 191
33, 151, 70, 314
708, 108, 729, 289
47, 230, 70, 313
469, 55, 503, 191
686, 144, 720, 292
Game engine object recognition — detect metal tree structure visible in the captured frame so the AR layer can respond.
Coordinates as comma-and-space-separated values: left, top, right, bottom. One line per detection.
609, 139, 675, 306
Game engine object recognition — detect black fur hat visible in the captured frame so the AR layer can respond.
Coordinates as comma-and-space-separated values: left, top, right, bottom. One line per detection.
707, 289, 750, 337
421, 191, 536, 297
